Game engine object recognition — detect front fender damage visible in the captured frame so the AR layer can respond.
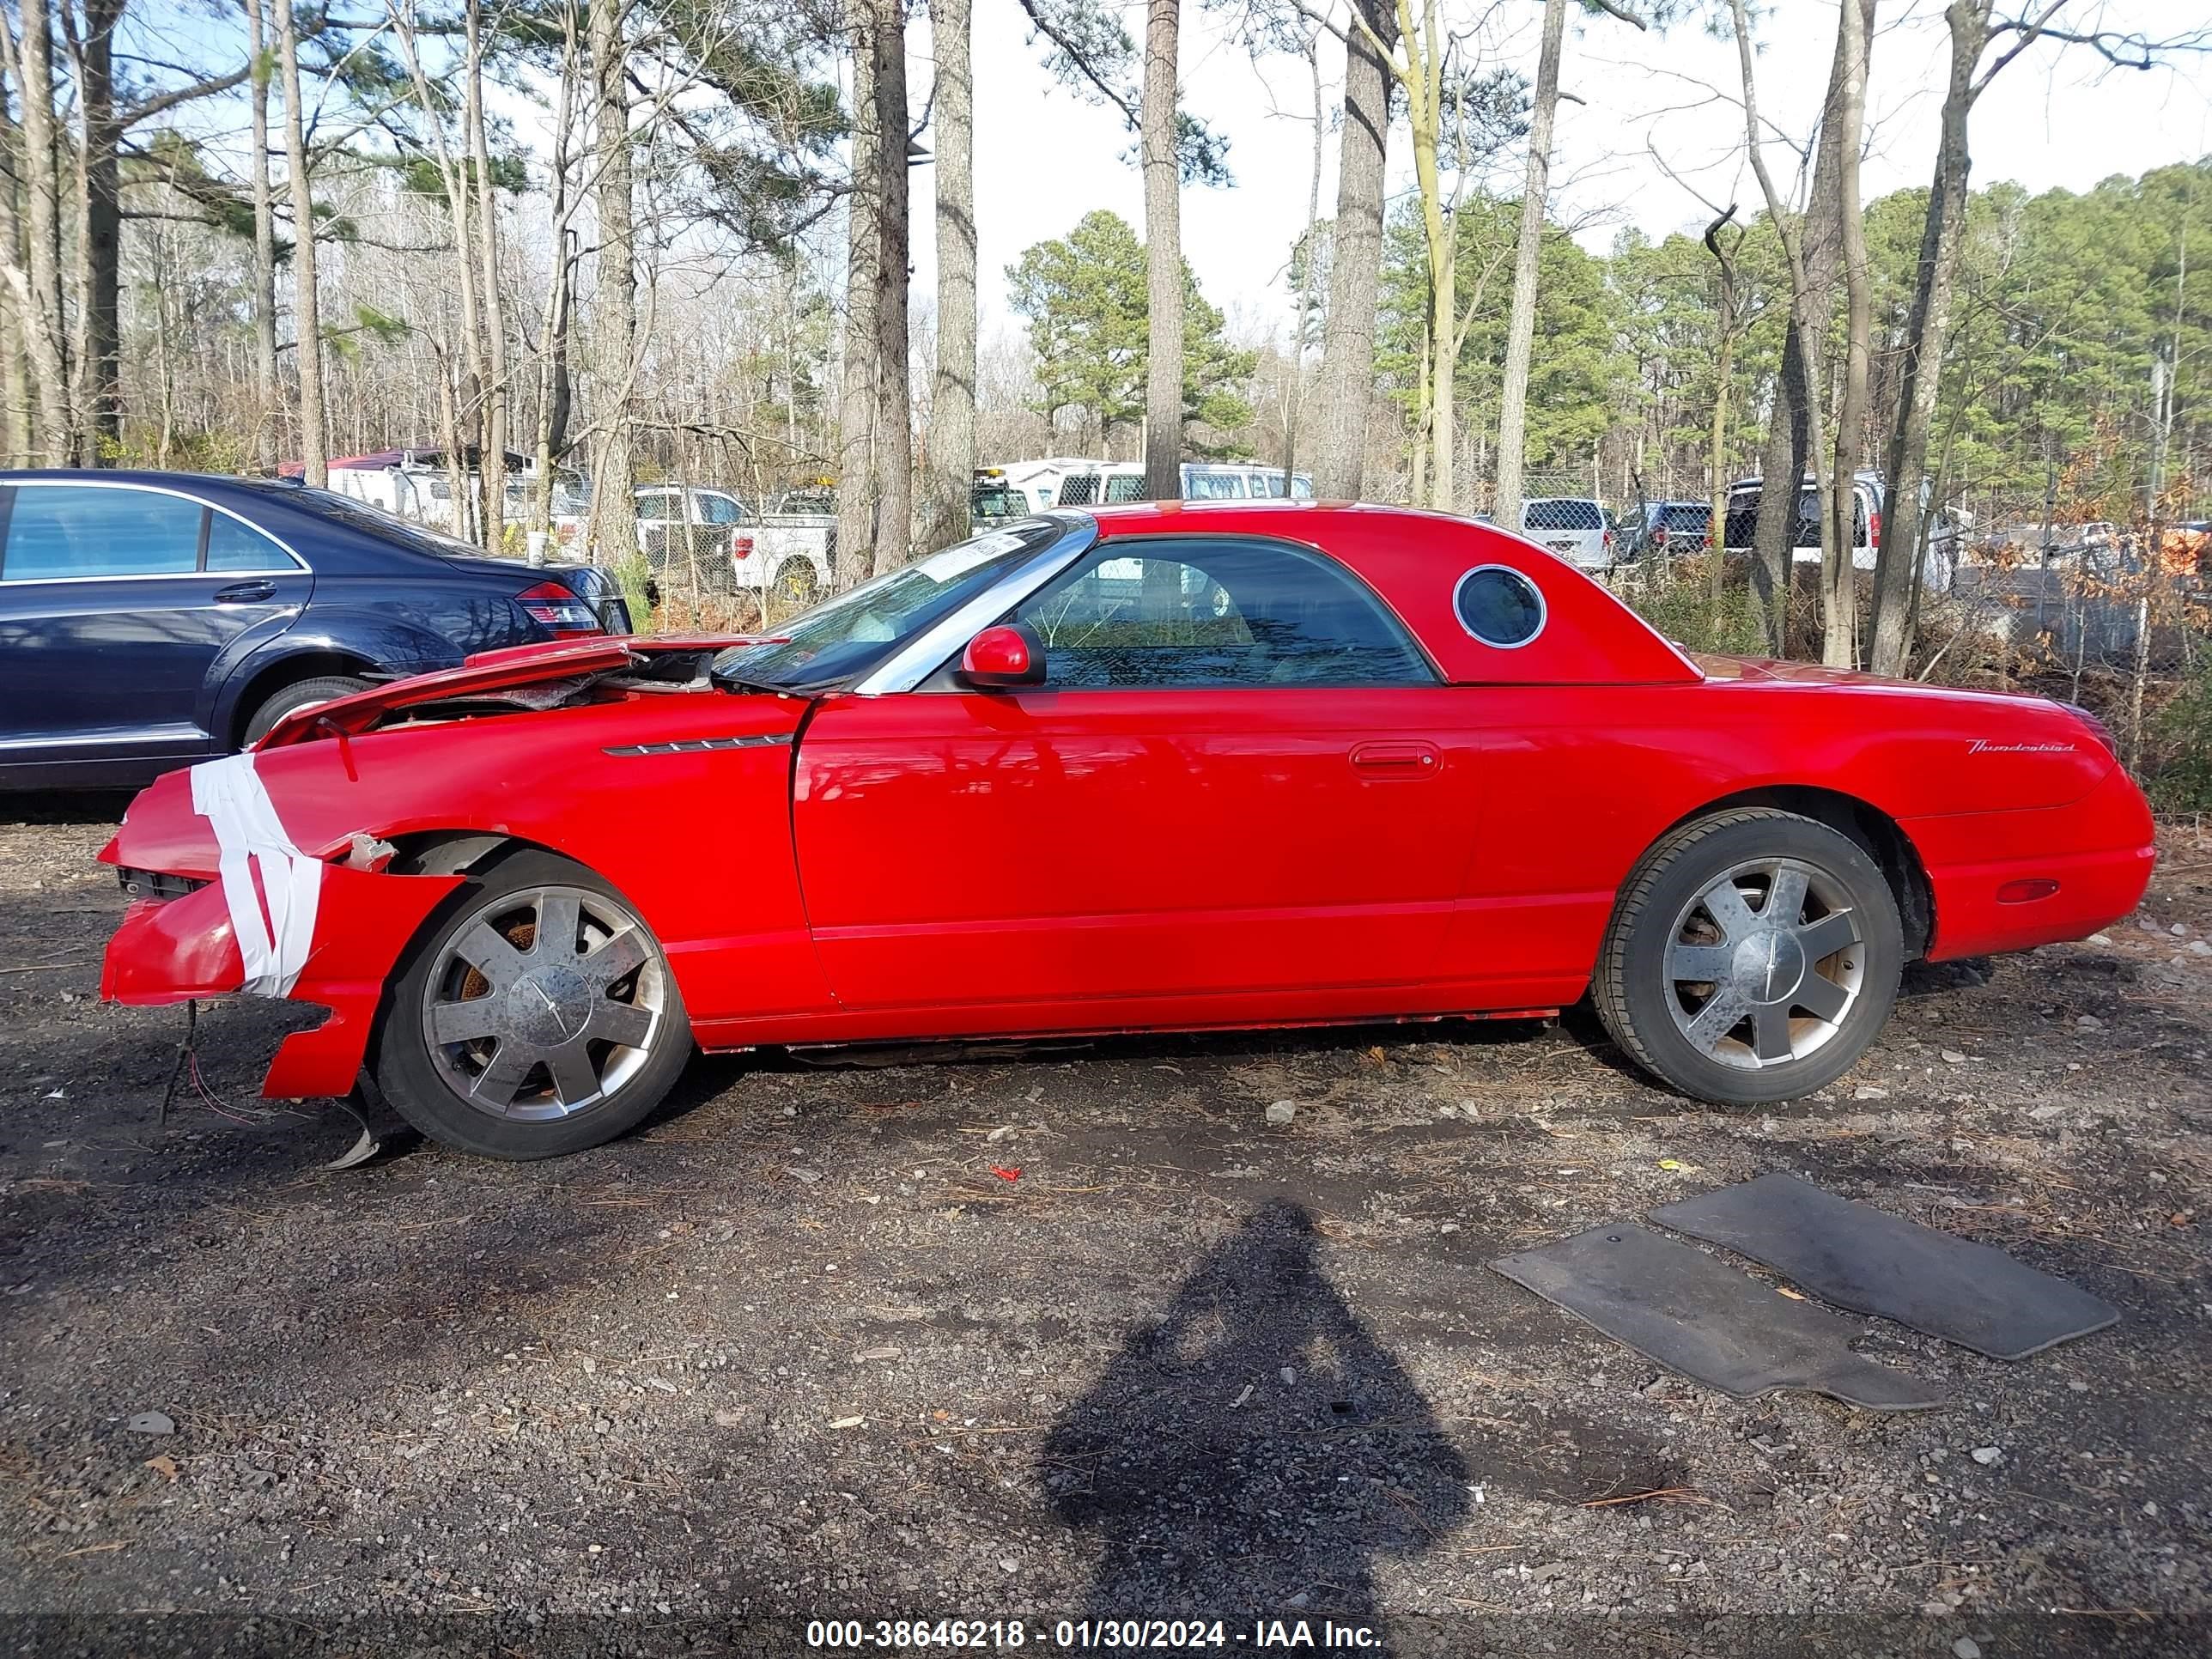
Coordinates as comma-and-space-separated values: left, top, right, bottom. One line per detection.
101, 753, 462, 1100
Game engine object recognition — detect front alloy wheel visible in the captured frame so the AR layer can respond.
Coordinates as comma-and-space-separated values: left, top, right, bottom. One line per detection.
424, 884, 666, 1118
374, 850, 692, 1158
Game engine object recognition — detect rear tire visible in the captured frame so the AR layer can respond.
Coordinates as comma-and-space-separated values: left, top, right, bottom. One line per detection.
371, 849, 692, 1159
1593, 809, 1901, 1106
241, 675, 372, 747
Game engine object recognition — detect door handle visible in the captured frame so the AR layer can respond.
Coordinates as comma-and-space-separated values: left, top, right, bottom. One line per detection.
1350, 741, 1441, 777
213, 580, 277, 604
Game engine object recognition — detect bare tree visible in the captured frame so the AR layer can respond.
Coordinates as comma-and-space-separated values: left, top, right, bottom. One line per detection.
1863, 2, 2210, 672
1140, 0, 1182, 502
1312, 0, 1395, 499
923, 0, 975, 554
245, 0, 282, 470
1822, 0, 1875, 669
1702, 204, 1743, 606
3, 0, 73, 461
1491, 0, 1568, 532
589, 0, 636, 564
871, 0, 911, 574
1281, 29, 1323, 495
1737, 0, 1857, 655
837, 1, 881, 575
466, 0, 510, 550
274, 0, 325, 484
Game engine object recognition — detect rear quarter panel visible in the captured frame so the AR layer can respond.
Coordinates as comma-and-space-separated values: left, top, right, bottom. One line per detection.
1437, 676, 2127, 1000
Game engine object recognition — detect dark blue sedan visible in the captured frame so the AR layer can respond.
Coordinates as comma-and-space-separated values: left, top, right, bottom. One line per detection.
0, 470, 629, 789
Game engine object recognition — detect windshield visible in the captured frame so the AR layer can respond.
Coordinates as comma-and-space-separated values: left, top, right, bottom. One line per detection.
712, 519, 1064, 691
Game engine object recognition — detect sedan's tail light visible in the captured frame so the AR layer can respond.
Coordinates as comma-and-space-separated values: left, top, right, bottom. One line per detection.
519, 580, 605, 637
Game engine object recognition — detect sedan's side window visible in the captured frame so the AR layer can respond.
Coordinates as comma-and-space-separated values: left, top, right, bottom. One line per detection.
204, 510, 293, 571
0, 485, 203, 580
1012, 537, 1433, 690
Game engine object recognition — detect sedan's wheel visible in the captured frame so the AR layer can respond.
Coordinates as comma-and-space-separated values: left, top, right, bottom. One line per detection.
1594, 809, 1902, 1106
373, 850, 691, 1159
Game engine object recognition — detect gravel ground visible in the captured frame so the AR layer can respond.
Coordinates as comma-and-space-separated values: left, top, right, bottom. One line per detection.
1, 799, 2208, 1657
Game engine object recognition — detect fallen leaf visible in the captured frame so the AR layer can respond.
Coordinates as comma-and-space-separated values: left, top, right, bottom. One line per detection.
143, 1455, 179, 1482
1775, 1287, 1808, 1302
830, 1415, 865, 1431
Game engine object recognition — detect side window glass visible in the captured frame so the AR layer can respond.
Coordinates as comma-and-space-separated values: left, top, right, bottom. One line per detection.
1013, 538, 1431, 690
636, 493, 671, 521
699, 494, 746, 526
2, 485, 204, 580
205, 511, 289, 571
1104, 473, 1146, 503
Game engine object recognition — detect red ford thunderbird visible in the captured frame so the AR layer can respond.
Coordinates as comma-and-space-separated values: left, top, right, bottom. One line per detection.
99, 503, 2156, 1159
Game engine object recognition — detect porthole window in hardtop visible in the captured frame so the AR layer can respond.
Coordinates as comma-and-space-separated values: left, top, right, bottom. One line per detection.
1454, 564, 1546, 649
1014, 537, 1433, 690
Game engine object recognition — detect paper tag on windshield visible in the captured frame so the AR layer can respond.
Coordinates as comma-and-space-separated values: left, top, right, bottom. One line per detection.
920, 531, 1027, 583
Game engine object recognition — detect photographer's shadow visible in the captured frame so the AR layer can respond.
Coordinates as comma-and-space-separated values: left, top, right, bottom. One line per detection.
1040, 1199, 1468, 1629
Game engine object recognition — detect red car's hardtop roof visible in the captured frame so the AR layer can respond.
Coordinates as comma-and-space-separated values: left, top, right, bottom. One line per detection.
1084, 500, 1700, 686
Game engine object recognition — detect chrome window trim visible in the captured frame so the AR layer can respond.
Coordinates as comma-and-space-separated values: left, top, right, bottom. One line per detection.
0, 477, 307, 581
849, 512, 1101, 695
1453, 562, 1548, 650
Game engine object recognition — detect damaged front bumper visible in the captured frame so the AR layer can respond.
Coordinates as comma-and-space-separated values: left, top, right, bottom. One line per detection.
103, 859, 461, 1101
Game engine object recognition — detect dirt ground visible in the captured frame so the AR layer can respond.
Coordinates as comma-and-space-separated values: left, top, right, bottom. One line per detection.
2, 799, 2208, 1658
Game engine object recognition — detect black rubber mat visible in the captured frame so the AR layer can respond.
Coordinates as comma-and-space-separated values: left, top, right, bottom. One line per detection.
1491, 1224, 1944, 1411
1650, 1173, 2118, 1360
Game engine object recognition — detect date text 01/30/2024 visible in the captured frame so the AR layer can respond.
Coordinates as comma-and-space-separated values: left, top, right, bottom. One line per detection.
805, 1619, 1382, 1650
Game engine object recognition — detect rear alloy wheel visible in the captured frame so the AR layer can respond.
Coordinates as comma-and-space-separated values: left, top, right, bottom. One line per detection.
241, 674, 372, 747
1594, 809, 1902, 1106
374, 850, 691, 1158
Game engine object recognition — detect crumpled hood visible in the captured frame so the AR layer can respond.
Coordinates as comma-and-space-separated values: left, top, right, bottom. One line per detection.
104, 677, 807, 878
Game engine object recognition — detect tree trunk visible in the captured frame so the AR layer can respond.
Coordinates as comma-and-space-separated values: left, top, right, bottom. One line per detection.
467, 0, 508, 552
1869, 0, 1989, 676
1139, 0, 1182, 504
245, 0, 280, 470
921, 0, 974, 555
871, 0, 911, 574
532, 18, 580, 536
588, 0, 635, 567
0, 134, 28, 463
14, 0, 71, 462
81, 0, 125, 457
1282, 34, 1323, 495
1703, 214, 1740, 608
1492, 0, 1567, 533
1822, 0, 1875, 670
1312, 0, 1394, 500
1741, 0, 1855, 656
274, 0, 325, 485
836, 1, 880, 580
1407, 67, 1452, 509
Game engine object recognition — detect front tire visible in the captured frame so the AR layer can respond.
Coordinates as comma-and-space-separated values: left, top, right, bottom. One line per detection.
1593, 809, 1901, 1106
372, 850, 692, 1159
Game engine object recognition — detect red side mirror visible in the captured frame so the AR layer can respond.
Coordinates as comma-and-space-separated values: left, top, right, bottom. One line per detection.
959, 623, 1046, 689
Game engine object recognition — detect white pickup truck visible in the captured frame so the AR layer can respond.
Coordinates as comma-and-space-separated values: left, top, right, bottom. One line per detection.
632, 485, 836, 604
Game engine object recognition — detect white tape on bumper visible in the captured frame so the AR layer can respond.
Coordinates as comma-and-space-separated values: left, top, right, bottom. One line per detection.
189, 752, 322, 997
